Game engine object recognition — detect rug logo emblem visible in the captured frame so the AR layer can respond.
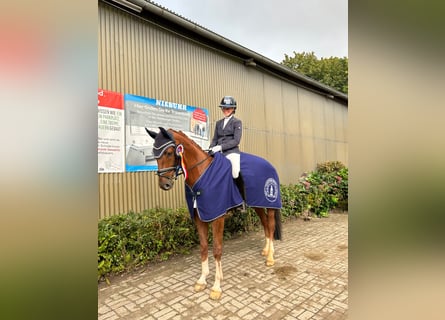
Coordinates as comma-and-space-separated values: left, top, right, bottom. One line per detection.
264, 178, 278, 202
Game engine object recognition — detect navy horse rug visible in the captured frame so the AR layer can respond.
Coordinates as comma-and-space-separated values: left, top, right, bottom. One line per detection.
185, 152, 282, 222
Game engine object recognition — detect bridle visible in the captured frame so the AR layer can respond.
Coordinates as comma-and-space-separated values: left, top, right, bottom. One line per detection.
153, 140, 182, 183
154, 138, 211, 183
155, 153, 182, 182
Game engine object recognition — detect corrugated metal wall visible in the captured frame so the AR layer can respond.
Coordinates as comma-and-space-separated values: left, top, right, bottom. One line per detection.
98, 2, 348, 219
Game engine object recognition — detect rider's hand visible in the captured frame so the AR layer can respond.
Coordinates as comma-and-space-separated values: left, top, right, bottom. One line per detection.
211, 145, 222, 153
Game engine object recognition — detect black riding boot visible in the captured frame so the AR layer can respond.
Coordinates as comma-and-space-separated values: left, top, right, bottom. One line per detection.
234, 172, 247, 213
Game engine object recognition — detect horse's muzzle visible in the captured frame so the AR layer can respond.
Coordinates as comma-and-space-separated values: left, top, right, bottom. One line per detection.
159, 179, 174, 190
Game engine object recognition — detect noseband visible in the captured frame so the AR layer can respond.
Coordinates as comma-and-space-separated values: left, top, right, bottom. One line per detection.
153, 143, 183, 182
156, 160, 183, 181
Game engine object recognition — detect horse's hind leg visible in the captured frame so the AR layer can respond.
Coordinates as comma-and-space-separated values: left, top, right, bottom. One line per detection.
254, 207, 276, 266
265, 208, 277, 266
254, 208, 271, 256
209, 216, 225, 300
194, 214, 209, 292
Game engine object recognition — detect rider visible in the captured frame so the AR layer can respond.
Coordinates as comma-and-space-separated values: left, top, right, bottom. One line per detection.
209, 96, 246, 211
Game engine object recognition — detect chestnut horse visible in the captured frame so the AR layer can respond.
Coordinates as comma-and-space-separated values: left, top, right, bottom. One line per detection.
146, 127, 282, 300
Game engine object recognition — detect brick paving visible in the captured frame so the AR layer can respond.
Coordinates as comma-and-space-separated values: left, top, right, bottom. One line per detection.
98, 213, 348, 319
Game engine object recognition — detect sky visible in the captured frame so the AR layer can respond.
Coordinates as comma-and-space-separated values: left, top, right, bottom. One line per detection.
151, 0, 348, 63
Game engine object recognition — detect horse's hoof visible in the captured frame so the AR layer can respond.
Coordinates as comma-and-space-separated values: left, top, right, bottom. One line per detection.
266, 259, 275, 267
209, 289, 222, 300
194, 282, 207, 292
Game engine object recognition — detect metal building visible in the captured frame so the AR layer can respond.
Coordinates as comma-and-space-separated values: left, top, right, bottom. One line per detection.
98, 0, 348, 219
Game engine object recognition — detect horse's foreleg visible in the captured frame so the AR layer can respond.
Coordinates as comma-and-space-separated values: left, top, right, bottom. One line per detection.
209, 216, 225, 300
194, 214, 209, 292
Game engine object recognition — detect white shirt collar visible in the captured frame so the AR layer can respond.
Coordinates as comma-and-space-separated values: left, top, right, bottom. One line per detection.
223, 115, 233, 128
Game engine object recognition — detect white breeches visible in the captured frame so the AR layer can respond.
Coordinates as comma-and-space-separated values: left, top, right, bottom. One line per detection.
225, 153, 240, 178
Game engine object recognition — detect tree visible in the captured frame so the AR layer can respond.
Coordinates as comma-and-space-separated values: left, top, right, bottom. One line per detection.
281, 51, 348, 94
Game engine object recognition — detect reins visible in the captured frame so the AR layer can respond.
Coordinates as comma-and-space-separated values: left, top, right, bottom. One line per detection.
186, 154, 211, 172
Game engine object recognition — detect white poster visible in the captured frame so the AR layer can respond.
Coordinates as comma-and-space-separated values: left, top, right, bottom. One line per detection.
98, 89, 125, 173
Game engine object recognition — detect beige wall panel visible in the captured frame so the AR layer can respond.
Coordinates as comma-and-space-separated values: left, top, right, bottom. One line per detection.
296, 89, 315, 138
336, 142, 348, 166
326, 140, 338, 161
235, 69, 264, 139
300, 137, 316, 173
98, 171, 187, 219
333, 103, 348, 166
334, 103, 346, 142
262, 75, 284, 168
323, 100, 336, 140
311, 96, 327, 140
238, 72, 268, 157
263, 76, 284, 132
280, 135, 304, 185
314, 139, 328, 166
243, 130, 268, 160
98, 174, 106, 219
266, 132, 284, 179
342, 107, 348, 149
281, 82, 301, 136
280, 83, 303, 183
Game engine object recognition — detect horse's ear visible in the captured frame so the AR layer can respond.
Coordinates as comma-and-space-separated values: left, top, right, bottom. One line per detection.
159, 127, 173, 141
145, 128, 157, 139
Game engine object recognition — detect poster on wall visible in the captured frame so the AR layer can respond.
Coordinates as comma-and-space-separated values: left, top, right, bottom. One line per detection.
98, 89, 125, 173
125, 94, 209, 172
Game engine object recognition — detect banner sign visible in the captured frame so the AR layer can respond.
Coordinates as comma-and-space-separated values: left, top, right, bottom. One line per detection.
98, 89, 125, 173
125, 94, 209, 172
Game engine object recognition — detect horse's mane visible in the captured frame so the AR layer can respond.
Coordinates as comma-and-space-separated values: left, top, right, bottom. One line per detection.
170, 129, 205, 153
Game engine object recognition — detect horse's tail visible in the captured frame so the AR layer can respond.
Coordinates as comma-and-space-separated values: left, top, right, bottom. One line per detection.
273, 209, 282, 240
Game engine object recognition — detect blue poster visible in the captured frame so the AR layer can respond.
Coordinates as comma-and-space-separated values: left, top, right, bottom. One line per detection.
124, 94, 209, 172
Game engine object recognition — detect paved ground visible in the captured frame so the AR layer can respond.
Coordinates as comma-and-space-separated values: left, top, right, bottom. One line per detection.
98, 213, 348, 320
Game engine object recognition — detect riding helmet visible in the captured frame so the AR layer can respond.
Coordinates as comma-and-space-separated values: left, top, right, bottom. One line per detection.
219, 96, 237, 109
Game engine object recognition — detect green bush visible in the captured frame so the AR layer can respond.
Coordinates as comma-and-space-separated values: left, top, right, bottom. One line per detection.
98, 208, 199, 282
313, 161, 348, 213
280, 161, 348, 218
280, 183, 308, 218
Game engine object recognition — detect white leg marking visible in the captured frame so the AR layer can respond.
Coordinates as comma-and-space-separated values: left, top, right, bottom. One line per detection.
209, 259, 223, 299
266, 239, 275, 266
197, 258, 209, 285
262, 238, 270, 256
212, 260, 223, 292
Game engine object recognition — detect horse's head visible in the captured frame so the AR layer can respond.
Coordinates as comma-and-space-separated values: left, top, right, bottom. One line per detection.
146, 127, 179, 190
